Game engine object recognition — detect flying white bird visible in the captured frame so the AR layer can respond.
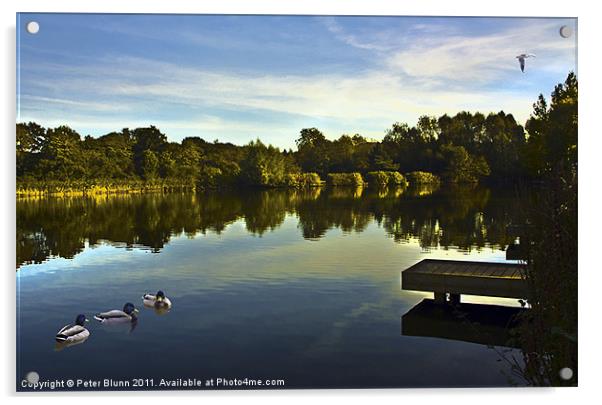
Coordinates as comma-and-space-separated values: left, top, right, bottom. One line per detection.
516, 53, 536, 72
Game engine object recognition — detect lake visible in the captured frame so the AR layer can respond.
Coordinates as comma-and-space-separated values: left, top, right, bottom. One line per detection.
16, 185, 529, 390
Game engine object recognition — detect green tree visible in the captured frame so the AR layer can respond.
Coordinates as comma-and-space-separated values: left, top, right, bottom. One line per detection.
525, 72, 577, 176
141, 149, 160, 180
295, 128, 331, 175
240, 140, 292, 186
132, 126, 167, 178
440, 144, 490, 183
159, 147, 178, 179
81, 130, 135, 182
16, 122, 45, 178
481, 112, 526, 179
175, 142, 202, 183
368, 143, 399, 171
37, 125, 87, 181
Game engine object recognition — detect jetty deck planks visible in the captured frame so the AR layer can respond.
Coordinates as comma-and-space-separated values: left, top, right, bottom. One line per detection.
402, 259, 527, 300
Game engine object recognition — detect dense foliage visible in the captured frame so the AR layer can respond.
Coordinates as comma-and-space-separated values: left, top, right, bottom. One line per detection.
16, 73, 577, 193
365, 171, 408, 187
326, 172, 365, 186
511, 72, 578, 386
405, 171, 441, 184
284, 173, 323, 188
238, 139, 299, 187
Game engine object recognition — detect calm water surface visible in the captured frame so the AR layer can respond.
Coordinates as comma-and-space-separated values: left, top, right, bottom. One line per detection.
17, 185, 528, 390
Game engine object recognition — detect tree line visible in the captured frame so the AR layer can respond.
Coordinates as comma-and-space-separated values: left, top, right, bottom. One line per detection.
16, 73, 577, 191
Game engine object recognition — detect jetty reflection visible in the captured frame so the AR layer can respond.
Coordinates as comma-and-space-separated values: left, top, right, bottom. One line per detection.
401, 299, 525, 348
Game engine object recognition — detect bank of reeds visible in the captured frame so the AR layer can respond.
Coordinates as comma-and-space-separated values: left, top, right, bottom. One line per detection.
16, 179, 196, 198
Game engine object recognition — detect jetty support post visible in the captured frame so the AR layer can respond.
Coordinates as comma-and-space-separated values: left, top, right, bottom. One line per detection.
433, 292, 461, 305
433, 292, 447, 304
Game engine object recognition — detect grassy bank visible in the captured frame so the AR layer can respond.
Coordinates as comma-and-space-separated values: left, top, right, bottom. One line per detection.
16, 174, 326, 197
16, 170, 447, 197
16, 180, 196, 198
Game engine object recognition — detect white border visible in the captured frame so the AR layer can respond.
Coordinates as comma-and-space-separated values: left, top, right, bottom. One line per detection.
2, 1, 600, 404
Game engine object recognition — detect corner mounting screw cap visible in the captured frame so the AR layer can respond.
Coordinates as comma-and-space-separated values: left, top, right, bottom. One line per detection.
559, 25, 572, 38
559, 367, 573, 380
26, 371, 40, 384
26, 21, 39, 34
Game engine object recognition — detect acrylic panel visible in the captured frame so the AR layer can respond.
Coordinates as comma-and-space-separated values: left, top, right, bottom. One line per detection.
16, 13, 578, 391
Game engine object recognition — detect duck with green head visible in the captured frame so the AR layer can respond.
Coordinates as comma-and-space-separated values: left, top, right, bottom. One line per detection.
94, 302, 139, 324
142, 290, 172, 309
55, 314, 90, 343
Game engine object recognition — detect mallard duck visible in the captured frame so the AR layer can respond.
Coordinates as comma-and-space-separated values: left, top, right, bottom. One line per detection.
142, 290, 172, 309
94, 302, 139, 323
55, 314, 90, 343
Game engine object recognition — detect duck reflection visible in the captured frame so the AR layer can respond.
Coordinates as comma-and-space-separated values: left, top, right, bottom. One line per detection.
54, 337, 89, 351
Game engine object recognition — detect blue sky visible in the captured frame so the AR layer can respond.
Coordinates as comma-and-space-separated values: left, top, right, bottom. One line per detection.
17, 14, 576, 149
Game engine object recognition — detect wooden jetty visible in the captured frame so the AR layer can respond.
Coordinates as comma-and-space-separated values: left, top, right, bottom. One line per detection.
402, 259, 527, 303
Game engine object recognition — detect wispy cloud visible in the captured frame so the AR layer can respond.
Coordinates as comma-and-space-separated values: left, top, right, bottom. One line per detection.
322, 17, 574, 86
18, 16, 577, 147
20, 55, 538, 140
320, 17, 392, 52
386, 20, 574, 84
19, 95, 127, 112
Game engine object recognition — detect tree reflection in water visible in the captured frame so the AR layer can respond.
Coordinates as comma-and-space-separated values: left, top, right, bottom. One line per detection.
17, 184, 525, 269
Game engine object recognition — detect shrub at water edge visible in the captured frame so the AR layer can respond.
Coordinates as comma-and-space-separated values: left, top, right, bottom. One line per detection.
405, 171, 441, 185
284, 173, 323, 188
366, 171, 408, 187
326, 172, 365, 186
